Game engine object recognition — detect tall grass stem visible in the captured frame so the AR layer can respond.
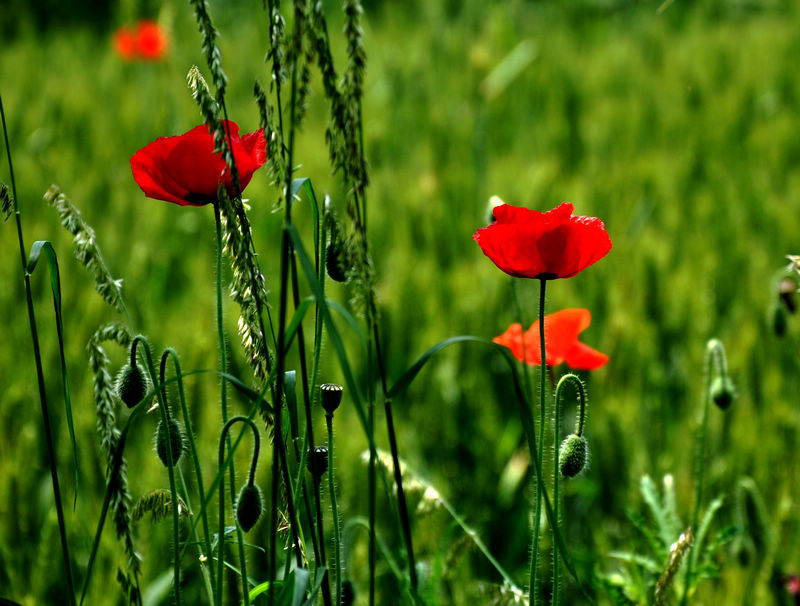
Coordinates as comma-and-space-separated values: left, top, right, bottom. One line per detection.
1, 94, 77, 606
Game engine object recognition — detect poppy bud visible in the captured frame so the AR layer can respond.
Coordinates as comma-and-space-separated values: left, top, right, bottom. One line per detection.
309, 446, 329, 482
710, 376, 735, 410
772, 303, 788, 337
155, 418, 185, 466
116, 363, 149, 409
326, 240, 349, 283
320, 383, 343, 414
559, 434, 588, 478
236, 483, 263, 532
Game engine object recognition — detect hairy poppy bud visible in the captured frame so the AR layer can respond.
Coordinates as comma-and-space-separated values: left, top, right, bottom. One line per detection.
326, 240, 349, 283
236, 483, 263, 532
772, 303, 788, 337
309, 446, 329, 482
559, 434, 588, 478
116, 363, 149, 409
320, 383, 343, 414
710, 376, 735, 410
155, 418, 185, 466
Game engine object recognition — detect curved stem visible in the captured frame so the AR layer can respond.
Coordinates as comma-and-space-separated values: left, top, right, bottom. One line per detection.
134, 338, 182, 606
552, 374, 586, 606
161, 348, 216, 601
218, 416, 260, 605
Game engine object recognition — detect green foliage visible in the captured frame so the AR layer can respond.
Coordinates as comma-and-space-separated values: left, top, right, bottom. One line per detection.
601, 475, 736, 605
3, 0, 800, 604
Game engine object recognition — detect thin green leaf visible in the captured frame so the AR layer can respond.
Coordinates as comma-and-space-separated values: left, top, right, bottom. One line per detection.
291, 177, 320, 259
278, 568, 310, 606
387, 336, 486, 399
301, 566, 327, 606
27, 240, 79, 508
694, 496, 724, 562
624, 507, 665, 558
326, 298, 367, 352
608, 551, 662, 574
284, 298, 313, 353
285, 369, 299, 438
640, 475, 673, 554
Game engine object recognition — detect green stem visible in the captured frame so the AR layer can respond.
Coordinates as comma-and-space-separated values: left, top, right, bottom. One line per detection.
218, 417, 260, 606
327, 414, 343, 605
134, 337, 182, 605
161, 348, 216, 602
552, 374, 586, 606
2, 95, 77, 606
530, 278, 547, 604
681, 340, 719, 605
176, 467, 215, 605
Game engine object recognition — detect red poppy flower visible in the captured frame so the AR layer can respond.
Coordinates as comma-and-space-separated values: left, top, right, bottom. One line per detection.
113, 26, 137, 61
473, 202, 612, 280
131, 121, 267, 206
135, 20, 168, 61
493, 309, 609, 370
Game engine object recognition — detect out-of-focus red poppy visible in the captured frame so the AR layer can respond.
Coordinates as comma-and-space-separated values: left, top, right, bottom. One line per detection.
113, 20, 168, 61
493, 309, 609, 370
135, 20, 168, 61
130, 121, 267, 206
113, 26, 137, 61
473, 202, 612, 280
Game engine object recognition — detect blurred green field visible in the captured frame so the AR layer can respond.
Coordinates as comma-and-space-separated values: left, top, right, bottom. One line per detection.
3, 0, 800, 604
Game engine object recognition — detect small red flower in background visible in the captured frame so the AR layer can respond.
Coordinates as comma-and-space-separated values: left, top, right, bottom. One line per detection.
473, 202, 612, 280
113, 26, 137, 61
135, 21, 168, 61
113, 20, 168, 61
494, 309, 609, 370
131, 121, 267, 206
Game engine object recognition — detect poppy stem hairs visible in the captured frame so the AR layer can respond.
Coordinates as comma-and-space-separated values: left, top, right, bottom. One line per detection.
530, 277, 548, 605
553, 373, 589, 606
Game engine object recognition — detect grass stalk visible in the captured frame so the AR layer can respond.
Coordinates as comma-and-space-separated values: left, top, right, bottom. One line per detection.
1, 94, 77, 606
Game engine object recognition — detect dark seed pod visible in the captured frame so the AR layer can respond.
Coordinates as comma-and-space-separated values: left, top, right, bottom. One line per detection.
236, 483, 263, 532
341, 579, 356, 606
320, 383, 343, 414
116, 363, 148, 409
710, 376, 735, 410
309, 446, 329, 482
779, 277, 797, 314
559, 434, 588, 478
155, 418, 185, 467
326, 241, 348, 283
772, 303, 788, 337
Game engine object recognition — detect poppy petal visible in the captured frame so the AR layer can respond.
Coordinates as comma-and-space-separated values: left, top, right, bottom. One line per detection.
564, 341, 609, 370
131, 121, 266, 206
474, 202, 611, 280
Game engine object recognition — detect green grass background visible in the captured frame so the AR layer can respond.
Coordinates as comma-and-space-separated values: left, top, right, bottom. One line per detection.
2, 0, 800, 603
